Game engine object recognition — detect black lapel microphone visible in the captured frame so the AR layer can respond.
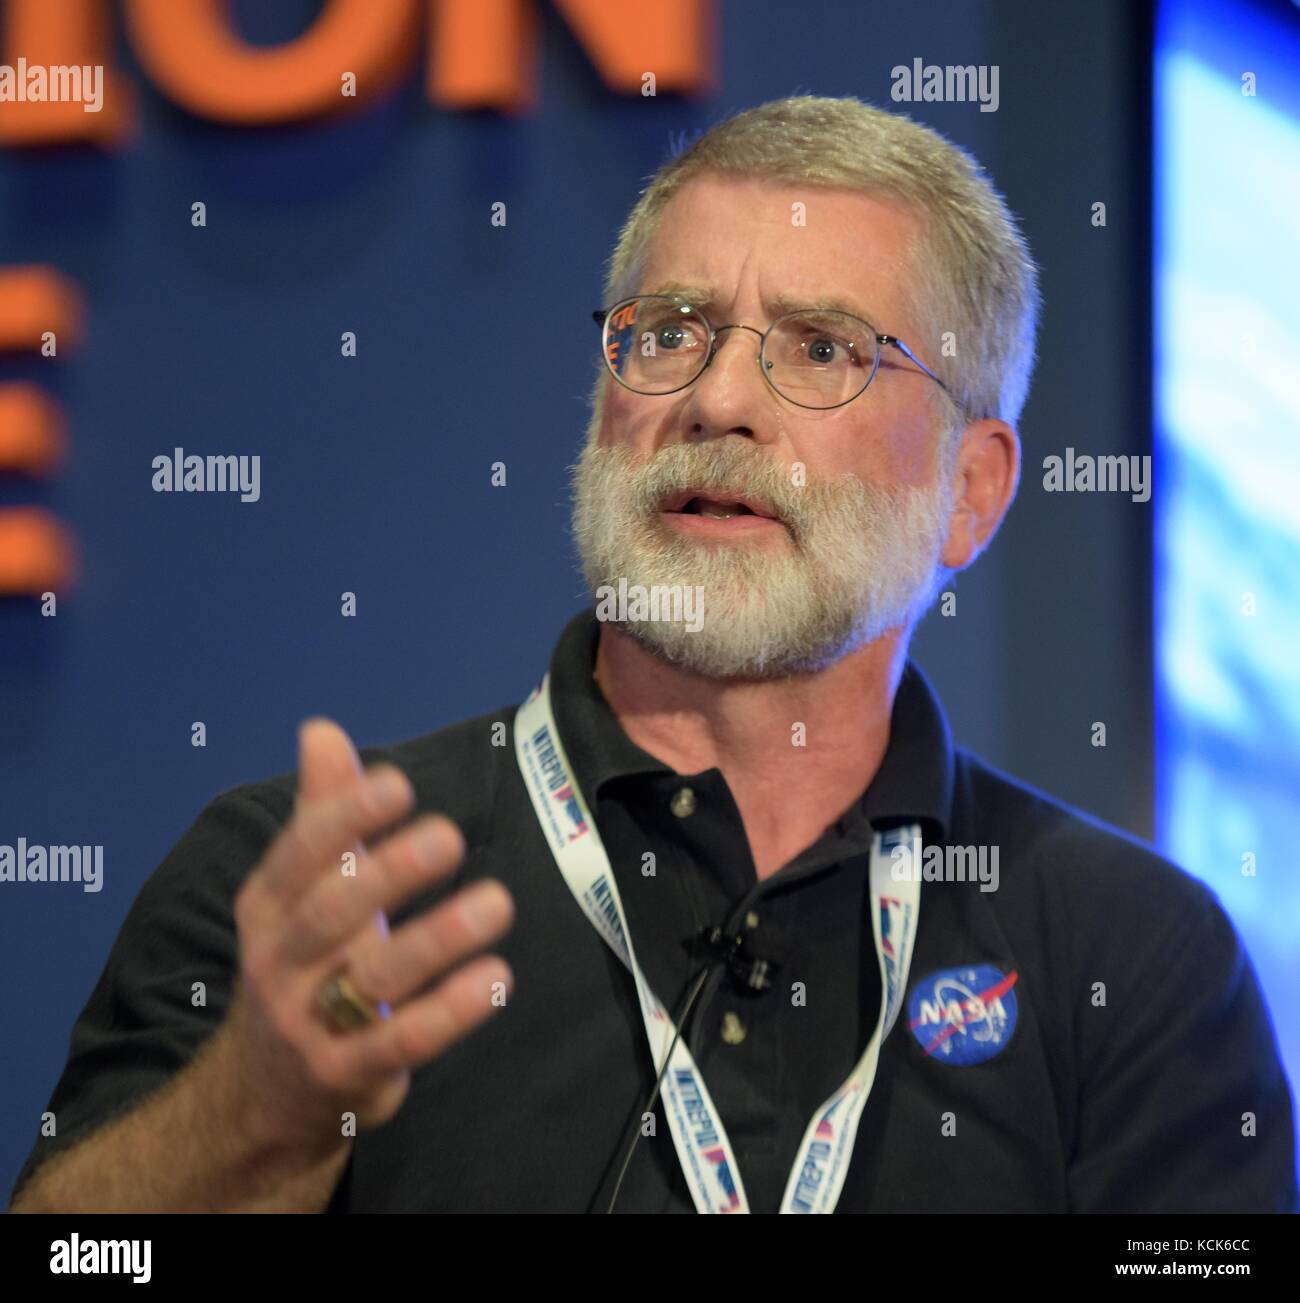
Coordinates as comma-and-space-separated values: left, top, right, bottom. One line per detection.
691, 923, 780, 995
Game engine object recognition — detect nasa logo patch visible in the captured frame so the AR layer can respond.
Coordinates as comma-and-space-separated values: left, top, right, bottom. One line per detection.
907, 964, 1019, 1065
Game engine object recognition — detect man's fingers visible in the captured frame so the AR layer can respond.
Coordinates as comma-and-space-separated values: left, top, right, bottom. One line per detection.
297, 718, 365, 804
320, 955, 514, 1083
277, 813, 466, 964
257, 764, 415, 906
340, 880, 515, 1009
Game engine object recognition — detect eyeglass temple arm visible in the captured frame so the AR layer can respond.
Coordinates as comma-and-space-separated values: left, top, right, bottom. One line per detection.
880, 334, 948, 392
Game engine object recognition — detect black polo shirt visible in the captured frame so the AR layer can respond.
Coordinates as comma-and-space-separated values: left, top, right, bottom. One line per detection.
11, 610, 1298, 1212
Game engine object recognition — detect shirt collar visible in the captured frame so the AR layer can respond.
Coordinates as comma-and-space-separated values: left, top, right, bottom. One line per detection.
543, 608, 953, 842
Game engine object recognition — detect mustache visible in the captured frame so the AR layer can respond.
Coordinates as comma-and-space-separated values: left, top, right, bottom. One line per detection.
584, 441, 822, 534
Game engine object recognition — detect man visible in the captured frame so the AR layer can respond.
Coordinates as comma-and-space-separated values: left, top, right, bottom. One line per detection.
10, 95, 1296, 1214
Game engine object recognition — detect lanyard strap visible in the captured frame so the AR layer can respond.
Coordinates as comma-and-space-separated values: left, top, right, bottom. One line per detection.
515, 672, 921, 1214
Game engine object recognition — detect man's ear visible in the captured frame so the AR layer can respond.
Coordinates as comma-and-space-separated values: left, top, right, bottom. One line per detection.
940, 418, 1021, 572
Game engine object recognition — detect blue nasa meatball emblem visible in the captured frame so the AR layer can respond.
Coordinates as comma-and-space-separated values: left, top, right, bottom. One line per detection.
906, 964, 1019, 1065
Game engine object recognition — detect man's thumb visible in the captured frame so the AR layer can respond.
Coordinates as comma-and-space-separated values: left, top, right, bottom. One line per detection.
296, 717, 364, 803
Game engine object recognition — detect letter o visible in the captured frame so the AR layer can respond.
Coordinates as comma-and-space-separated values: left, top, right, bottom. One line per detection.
124, 0, 421, 123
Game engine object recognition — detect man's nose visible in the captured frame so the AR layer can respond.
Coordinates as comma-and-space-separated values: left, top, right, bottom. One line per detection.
707, 323, 765, 376
683, 323, 777, 442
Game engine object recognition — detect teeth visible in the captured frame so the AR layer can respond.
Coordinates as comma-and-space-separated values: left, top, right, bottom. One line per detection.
683, 496, 752, 519
671, 495, 761, 519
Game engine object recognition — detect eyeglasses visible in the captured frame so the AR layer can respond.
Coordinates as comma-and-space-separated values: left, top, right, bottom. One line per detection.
593, 294, 948, 411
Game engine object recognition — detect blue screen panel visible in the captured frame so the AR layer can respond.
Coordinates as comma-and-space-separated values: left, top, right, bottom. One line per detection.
1155, 0, 1300, 1164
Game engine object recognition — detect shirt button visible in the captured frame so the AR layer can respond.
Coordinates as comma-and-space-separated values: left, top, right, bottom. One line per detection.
721, 1012, 747, 1045
669, 787, 696, 818
745, 911, 760, 929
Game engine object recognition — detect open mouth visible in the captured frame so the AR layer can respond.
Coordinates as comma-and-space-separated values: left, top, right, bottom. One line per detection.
661, 491, 780, 522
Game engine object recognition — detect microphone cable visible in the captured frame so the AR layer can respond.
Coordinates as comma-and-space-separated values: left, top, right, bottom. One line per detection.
593, 918, 779, 1213
598, 960, 713, 1215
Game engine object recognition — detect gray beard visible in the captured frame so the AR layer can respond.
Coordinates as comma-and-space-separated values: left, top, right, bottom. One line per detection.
569, 434, 954, 680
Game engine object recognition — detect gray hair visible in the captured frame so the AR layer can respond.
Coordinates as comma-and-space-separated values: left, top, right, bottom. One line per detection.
594, 94, 1041, 442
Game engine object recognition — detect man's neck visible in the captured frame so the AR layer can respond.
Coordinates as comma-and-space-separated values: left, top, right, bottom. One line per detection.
592, 623, 908, 880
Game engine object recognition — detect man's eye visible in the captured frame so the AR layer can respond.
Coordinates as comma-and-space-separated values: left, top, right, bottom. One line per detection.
648, 323, 705, 352
804, 336, 852, 365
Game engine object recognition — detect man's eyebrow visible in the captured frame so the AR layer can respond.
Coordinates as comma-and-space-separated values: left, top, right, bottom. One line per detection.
645, 282, 881, 325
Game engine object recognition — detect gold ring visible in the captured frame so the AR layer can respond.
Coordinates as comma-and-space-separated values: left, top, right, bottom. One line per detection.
316, 970, 379, 1033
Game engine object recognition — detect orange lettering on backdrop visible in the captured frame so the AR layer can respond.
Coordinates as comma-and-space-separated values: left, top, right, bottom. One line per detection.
0, 0, 133, 146
123, 0, 422, 124
0, 384, 67, 476
0, 266, 84, 595
0, 265, 85, 353
552, 0, 712, 97
0, 0, 713, 142
0, 508, 76, 596
429, 0, 712, 111
428, 0, 537, 113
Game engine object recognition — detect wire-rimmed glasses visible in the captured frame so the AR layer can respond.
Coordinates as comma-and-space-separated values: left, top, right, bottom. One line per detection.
593, 294, 948, 411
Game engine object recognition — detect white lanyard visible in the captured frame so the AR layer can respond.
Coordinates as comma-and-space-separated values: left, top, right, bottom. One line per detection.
515, 672, 921, 1214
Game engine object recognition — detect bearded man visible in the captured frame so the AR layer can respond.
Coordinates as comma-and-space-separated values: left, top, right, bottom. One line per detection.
11, 96, 1296, 1215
